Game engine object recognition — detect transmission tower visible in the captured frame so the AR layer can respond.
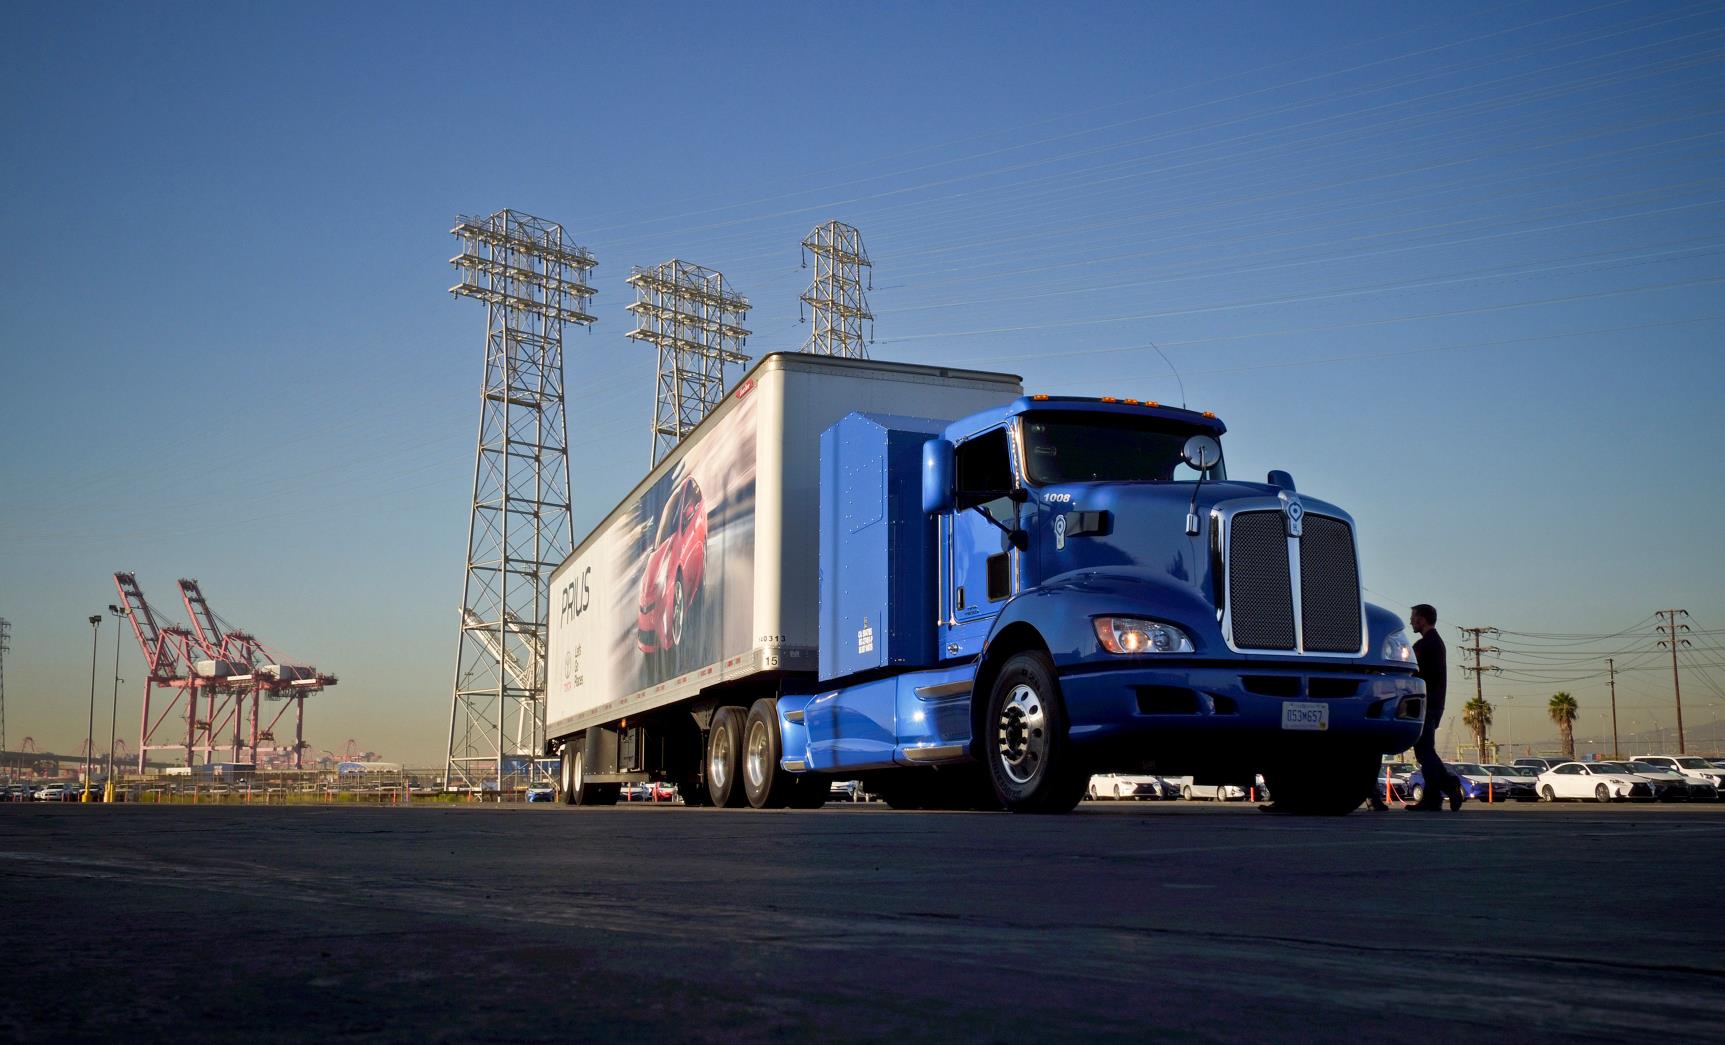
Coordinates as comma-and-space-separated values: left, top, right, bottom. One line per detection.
445, 209, 595, 793
0, 618, 10, 782
800, 220, 873, 358
627, 260, 751, 466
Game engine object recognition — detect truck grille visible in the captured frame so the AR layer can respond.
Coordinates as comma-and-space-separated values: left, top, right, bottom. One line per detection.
1226, 508, 1362, 655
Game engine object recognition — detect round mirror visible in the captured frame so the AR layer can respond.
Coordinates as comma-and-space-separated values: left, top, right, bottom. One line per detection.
1181, 434, 1221, 473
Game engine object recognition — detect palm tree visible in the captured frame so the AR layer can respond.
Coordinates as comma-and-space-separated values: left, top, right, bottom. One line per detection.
1548, 692, 1580, 760
1462, 697, 1494, 762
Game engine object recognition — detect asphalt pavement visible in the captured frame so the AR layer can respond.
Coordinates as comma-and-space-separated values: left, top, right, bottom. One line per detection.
3, 801, 1722, 1042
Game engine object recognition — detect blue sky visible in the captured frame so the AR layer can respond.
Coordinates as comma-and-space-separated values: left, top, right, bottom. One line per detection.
3, 0, 1723, 765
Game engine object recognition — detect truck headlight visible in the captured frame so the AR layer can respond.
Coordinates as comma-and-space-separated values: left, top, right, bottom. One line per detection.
1382, 629, 1415, 663
1093, 617, 1193, 654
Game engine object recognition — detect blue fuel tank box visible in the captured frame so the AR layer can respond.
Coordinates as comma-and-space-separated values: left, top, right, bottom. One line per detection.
818, 412, 944, 683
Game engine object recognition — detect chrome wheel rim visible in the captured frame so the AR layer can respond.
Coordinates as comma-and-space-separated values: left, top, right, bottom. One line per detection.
745, 717, 771, 793
995, 682, 1047, 785
709, 725, 731, 793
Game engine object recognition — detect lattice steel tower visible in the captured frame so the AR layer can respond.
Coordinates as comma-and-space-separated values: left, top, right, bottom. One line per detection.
800, 221, 873, 358
627, 260, 752, 466
445, 210, 596, 792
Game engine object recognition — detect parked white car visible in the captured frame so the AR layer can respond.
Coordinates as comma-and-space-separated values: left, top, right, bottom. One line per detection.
1087, 774, 1172, 800
1171, 778, 1248, 802
1535, 762, 1655, 802
1631, 755, 1725, 797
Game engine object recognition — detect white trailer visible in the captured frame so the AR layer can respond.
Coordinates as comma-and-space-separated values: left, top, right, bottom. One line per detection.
545, 353, 1021, 802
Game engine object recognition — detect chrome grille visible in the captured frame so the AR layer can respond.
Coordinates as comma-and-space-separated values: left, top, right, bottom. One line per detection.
1299, 515, 1363, 653
1227, 511, 1294, 650
1224, 505, 1364, 655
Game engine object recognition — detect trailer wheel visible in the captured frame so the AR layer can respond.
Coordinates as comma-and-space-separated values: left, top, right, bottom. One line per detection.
983, 651, 1086, 814
560, 741, 581, 806
560, 741, 619, 806
706, 707, 748, 808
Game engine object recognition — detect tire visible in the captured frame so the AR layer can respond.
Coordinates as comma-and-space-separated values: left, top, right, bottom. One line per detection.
560, 741, 581, 805
1261, 752, 1379, 816
560, 740, 619, 806
1410, 784, 1425, 805
1181, 784, 1193, 801
742, 698, 792, 809
706, 707, 748, 808
1540, 784, 1556, 802
983, 651, 1086, 814
1114, 783, 1127, 800
1595, 782, 1612, 803
787, 774, 828, 809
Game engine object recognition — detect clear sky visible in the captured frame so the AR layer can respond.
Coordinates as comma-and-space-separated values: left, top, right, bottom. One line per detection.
3, 0, 1723, 766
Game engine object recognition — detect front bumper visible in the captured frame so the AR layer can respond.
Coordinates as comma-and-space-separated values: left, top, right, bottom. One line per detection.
1056, 662, 1424, 764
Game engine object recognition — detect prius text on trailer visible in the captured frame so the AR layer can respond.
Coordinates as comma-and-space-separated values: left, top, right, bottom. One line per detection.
545, 353, 1424, 814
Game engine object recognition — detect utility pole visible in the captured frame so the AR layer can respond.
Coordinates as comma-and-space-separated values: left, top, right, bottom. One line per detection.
1655, 609, 1691, 753
1606, 657, 1620, 759
0, 618, 10, 782
1458, 626, 1500, 761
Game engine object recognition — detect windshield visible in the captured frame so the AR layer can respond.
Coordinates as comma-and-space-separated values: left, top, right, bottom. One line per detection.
1021, 412, 1224, 486
1452, 763, 1485, 776
1676, 758, 1713, 770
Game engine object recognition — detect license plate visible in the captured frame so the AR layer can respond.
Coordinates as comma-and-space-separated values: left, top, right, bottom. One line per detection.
1281, 702, 1329, 731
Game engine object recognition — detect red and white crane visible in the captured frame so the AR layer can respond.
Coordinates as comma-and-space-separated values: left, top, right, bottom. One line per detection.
178, 578, 336, 770
113, 572, 240, 770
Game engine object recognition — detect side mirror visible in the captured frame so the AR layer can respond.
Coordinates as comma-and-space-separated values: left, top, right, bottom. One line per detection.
922, 438, 955, 514
1181, 434, 1221, 473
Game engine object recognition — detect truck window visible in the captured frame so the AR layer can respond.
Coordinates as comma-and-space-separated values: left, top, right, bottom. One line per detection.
955, 428, 1015, 509
1022, 412, 1224, 485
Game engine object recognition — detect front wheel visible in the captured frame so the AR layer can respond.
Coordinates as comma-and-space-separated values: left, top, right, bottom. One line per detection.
1410, 784, 1426, 805
1595, 782, 1612, 804
983, 652, 1086, 814
1540, 784, 1556, 802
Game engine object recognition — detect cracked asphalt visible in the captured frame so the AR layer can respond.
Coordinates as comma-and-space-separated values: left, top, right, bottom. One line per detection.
3, 801, 1722, 1041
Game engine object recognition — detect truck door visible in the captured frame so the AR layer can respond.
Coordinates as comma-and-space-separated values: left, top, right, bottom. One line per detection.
942, 426, 1020, 660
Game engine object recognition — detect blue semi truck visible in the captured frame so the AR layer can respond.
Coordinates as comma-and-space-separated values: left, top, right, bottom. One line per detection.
545, 353, 1424, 814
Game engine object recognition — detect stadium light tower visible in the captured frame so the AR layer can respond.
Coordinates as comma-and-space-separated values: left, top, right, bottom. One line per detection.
627, 260, 751, 466
445, 210, 595, 793
800, 221, 873, 359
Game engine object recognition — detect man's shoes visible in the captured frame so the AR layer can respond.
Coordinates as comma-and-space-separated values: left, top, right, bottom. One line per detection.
1442, 779, 1466, 812
1366, 795, 1389, 811
1258, 802, 1291, 814
1405, 797, 1444, 811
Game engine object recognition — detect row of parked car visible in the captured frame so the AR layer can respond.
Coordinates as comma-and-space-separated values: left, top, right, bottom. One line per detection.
2, 782, 89, 802
1385, 753, 1725, 804
1085, 754, 1725, 806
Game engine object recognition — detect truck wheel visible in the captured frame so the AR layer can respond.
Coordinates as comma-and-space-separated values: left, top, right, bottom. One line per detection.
983, 651, 1086, 814
787, 774, 828, 809
743, 698, 794, 809
559, 741, 581, 806
1262, 753, 1378, 816
706, 707, 748, 808
560, 741, 619, 806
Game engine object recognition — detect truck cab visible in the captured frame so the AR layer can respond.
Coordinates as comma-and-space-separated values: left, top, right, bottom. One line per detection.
789, 395, 1425, 813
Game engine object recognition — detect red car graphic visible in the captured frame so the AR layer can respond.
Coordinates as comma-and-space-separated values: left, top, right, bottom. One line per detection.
637, 476, 707, 658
